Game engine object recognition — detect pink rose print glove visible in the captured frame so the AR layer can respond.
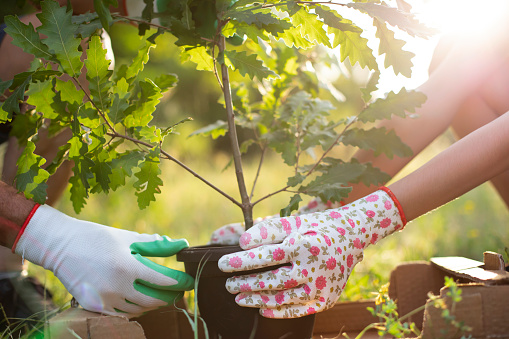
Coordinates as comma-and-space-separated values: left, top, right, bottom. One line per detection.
218, 187, 406, 319
209, 222, 245, 245
209, 200, 343, 245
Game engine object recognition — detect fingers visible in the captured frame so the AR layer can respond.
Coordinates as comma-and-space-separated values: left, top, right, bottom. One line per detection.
209, 222, 244, 245
134, 254, 195, 291
225, 265, 302, 294
238, 216, 304, 250
130, 236, 189, 257
132, 281, 185, 305
259, 303, 326, 319
234, 284, 315, 309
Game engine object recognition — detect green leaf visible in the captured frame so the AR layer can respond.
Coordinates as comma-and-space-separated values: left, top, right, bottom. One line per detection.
189, 120, 227, 139
93, 0, 113, 32
37, 0, 83, 76
229, 8, 281, 28
45, 143, 71, 176
126, 40, 154, 80
374, 19, 414, 77
185, 46, 214, 72
361, 70, 380, 103
136, 126, 163, 143
300, 161, 364, 202
342, 127, 413, 159
1, 75, 31, 121
108, 93, 129, 124
69, 172, 88, 213
55, 79, 83, 106
26, 79, 58, 119
109, 150, 144, 190
3, 15, 54, 61
153, 73, 178, 91
134, 148, 163, 209
280, 194, 302, 217
358, 88, 427, 123
124, 79, 162, 127
225, 50, 277, 80
276, 25, 314, 49
10, 69, 61, 89
346, 2, 434, 38
92, 160, 112, 192
351, 159, 391, 187
314, 6, 362, 33
15, 141, 49, 203
291, 7, 331, 48
328, 27, 377, 70
287, 173, 306, 187
85, 35, 113, 111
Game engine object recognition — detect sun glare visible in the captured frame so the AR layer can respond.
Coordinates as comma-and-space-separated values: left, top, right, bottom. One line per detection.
415, 0, 509, 38
373, 0, 509, 95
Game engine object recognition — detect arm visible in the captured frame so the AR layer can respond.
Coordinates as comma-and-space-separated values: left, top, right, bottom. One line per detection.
347, 39, 509, 201
0, 181, 35, 249
390, 111, 509, 221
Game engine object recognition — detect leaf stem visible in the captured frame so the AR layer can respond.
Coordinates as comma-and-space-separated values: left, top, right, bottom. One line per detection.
218, 35, 253, 228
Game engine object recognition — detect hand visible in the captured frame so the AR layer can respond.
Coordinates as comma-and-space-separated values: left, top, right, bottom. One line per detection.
209, 200, 343, 245
209, 222, 244, 245
218, 188, 406, 319
13, 205, 194, 318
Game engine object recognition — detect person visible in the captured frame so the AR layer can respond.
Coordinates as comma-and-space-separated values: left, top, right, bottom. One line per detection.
216, 23, 509, 318
0, 0, 191, 325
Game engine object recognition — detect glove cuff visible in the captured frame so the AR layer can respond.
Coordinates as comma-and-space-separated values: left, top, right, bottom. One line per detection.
11, 203, 40, 253
378, 186, 407, 228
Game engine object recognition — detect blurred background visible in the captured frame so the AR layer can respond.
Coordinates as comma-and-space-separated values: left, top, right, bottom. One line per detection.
3, 0, 509, 307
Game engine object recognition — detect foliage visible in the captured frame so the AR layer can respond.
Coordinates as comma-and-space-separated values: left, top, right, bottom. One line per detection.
347, 277, 471, 338
1, 0, 432, 227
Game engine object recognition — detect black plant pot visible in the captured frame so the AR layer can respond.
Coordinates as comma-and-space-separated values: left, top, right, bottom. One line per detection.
176, 245, 316, 339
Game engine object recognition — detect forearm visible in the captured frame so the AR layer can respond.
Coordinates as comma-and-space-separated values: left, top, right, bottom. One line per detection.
389, 112, 509, 221
346, 45, 508, 202
0, 182, 36, 249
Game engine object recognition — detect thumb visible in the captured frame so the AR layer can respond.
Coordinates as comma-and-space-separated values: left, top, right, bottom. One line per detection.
239, 216, 302, 250
130, 236, 189, 257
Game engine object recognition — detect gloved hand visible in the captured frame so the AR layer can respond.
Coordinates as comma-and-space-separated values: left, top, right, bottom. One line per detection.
12, 204, 194, 318
209, 199, 343, 245
218, 187, 406, 319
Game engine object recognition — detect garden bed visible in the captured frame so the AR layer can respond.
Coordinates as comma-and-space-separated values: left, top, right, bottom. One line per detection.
44, 252, 509, 339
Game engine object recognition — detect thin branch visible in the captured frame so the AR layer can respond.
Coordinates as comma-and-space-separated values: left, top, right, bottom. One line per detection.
112, 14, 213, 43
218, 36, 253, 227
250, 145, 266, 200
253, 117, 358, 206
71, 76, 116, 132
211, 20, 225, 91
112, 14, 171, 31
303, 117, 357, 177
107, 131, 242, 207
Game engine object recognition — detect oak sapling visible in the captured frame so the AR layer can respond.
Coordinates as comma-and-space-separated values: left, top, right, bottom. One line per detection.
2, 0, 432, 232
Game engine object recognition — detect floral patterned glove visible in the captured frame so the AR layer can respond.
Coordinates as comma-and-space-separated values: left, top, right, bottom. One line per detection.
209, 200, 343, 245
218, 187, 406, 319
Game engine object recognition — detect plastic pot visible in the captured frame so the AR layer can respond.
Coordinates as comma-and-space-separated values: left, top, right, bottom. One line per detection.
176, 245, 316, 339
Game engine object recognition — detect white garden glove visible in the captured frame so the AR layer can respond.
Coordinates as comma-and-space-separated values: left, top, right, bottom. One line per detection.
209, 200, 343, 245
218, 187, 406, 319
12, 204, 194, 318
